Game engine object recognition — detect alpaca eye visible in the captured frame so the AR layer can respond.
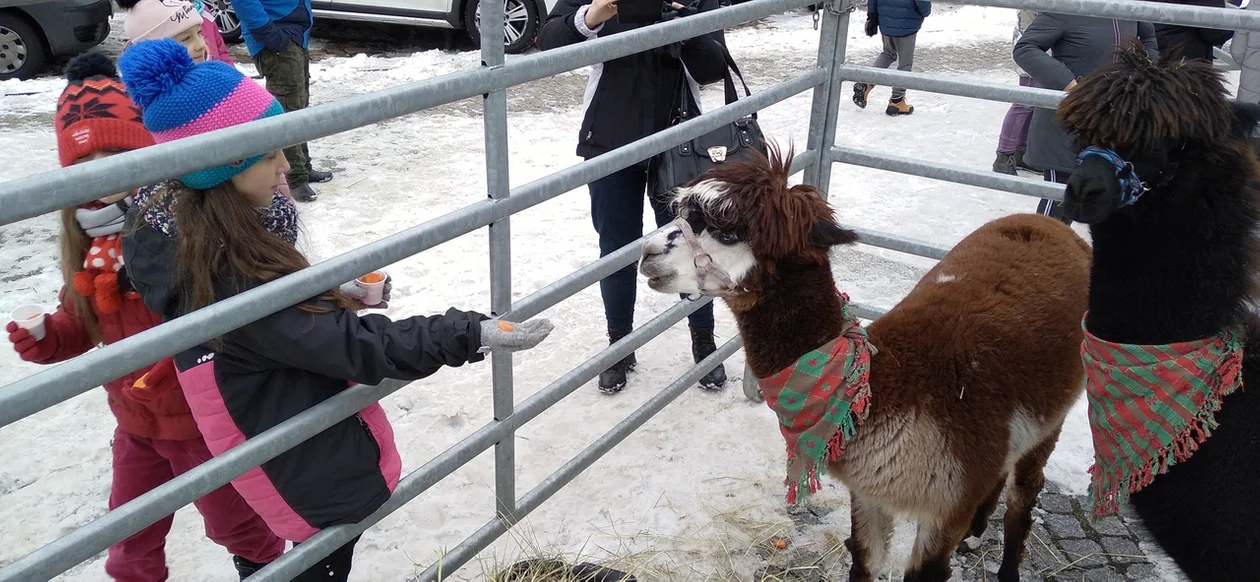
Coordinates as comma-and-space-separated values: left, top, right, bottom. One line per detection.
716, 231, 740, 245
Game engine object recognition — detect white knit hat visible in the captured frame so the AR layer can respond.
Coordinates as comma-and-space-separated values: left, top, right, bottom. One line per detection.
123, 0, 204, 43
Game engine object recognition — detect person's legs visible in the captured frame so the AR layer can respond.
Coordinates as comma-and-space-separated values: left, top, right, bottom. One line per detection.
647, 193, 715, 329
589, 165, 649, 393
855, 34, 899, 109
157, 438, 285, 572
105, 428, 177, 582
292, 535, 362, 582
995, 77, 1036, 173
255, 42, 311, 191
1037, 170, 1072, 225
889, 34, 916, 101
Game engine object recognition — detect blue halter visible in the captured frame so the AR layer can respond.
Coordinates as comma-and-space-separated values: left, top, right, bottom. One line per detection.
1075, 146, 1150, 207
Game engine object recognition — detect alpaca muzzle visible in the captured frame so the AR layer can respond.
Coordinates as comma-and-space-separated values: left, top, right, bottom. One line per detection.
674, 215, 739, 297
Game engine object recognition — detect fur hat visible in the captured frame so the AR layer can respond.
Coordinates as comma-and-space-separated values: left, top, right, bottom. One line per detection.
121, 0, 204, 43
118, 38, 284, 189
55, 52, 155, 168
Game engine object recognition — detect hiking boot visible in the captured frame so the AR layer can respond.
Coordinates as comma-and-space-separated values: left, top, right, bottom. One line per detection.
233, 556, 268, 580
1014, 148, 1037, 172
598, 328, 636, 394
307, 168, 334, 183
886, 97, 914, 116
853, 83, 874, 109
690, 326, 727, 390
291, 183, 319, 202
993, 151, 1018, 175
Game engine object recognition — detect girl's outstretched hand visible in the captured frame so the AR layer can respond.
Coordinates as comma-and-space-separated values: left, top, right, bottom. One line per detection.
340, 276, 392, 310
479, 318, 555, 353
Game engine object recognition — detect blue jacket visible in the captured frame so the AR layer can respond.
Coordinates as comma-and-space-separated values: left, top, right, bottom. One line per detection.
230, 0, 313, 57
871, 0, 931, 38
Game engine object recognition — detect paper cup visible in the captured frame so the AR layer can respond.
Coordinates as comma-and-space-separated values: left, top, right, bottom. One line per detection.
355, 271, 387, 306
11, 305, 46, 341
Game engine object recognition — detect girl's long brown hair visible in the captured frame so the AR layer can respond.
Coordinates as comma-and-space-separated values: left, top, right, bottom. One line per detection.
151, 181, 354, 315
58, 208, 102, 345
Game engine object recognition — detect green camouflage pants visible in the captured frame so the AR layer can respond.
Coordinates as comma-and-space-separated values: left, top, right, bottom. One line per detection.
255, 41, 311, 185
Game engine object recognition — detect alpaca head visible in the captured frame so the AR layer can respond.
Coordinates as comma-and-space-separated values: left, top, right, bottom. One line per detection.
638, 143, 858, 301
1058, 41, 1260, 224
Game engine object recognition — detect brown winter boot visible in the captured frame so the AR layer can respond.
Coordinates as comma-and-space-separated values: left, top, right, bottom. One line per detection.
886, 97, 914, 116
853, 83, 874, 109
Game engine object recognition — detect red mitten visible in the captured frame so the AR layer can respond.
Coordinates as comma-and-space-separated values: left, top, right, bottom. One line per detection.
6, 320, 55, 363
123, 357, 177, 403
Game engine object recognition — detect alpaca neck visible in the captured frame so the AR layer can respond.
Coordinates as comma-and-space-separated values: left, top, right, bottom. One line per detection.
733, 262, 850, 377
1086, 163, 1258, 344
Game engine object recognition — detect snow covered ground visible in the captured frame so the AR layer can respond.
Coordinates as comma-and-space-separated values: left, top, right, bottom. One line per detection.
0, 5, 1221, 580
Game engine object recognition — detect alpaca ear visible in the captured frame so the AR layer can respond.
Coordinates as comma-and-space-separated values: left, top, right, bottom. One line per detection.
1230, 101, 1260, 139
809, 220, 858, 248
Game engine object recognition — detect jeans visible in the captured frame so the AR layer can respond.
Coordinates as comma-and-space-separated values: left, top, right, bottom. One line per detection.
255, 41, 312, 185
588, 164, 715, 331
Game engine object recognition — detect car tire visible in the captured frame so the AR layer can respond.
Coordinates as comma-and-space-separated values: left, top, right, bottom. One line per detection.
0, 12, 48, 81
206, 0, 243, 44
464, 0, 540, 55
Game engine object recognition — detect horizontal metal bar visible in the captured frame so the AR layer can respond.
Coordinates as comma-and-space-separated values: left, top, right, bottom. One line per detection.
848, 301, 888, 322
845, 224, 952, 261
829, 146, 1065, 202
0, 376, 414, 582
248, 297, 709, 580
947, 0, 1260, 31
417, 336, 744, 580
508, 149, 817, 322
0, 0, 813, 225
0, 68, 821, 430
838, 65, 1064, 109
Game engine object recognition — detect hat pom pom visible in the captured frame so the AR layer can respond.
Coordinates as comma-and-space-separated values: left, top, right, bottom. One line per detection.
118, 38, 196, 109
65, 52, 118, 83
73, 270, 95, 297
93, 272, 123, 314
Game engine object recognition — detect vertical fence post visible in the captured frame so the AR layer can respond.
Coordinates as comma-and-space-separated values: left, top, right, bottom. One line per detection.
481, 0, 517, 519
803, 0, 852, 192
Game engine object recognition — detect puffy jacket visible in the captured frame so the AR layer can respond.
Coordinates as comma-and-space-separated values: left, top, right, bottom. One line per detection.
121, 188, 489, 542
871, 0, 931, 38
229, 0, 312, 57
536, 0, 729, 161
1149, 0, 1234, 61
199, 6, 234, 63
26, 279, 199, 441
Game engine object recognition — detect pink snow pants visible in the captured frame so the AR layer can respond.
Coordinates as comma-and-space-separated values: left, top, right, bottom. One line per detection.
105, 427, 285, 582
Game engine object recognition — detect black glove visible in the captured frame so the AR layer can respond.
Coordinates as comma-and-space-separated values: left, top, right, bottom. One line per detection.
865, 16, 879, 37
663, 0, 703, 19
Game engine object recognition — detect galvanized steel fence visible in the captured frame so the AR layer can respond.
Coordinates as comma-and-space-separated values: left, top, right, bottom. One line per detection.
0, 0, 1256, 579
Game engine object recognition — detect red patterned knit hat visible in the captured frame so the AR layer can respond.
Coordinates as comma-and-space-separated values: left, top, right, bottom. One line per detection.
55, 52, 155, 168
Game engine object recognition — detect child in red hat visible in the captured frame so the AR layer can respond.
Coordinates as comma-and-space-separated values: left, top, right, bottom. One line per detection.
5, 51, 284, 581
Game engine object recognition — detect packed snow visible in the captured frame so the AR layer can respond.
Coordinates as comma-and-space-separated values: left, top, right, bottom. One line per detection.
0, 5, 1224, 580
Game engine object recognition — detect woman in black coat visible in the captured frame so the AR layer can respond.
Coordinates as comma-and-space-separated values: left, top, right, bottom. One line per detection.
1150, 0, 1234, 62
537, 0, 731, 394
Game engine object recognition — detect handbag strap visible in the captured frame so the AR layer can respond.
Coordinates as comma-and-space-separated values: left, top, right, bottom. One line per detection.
677, 41, 756, 120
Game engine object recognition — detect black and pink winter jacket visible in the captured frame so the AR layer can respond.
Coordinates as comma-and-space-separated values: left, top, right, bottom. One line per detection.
121, 190, 488, 542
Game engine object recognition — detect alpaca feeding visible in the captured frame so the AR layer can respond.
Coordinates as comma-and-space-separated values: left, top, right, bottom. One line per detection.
638, 146, 1091, 582
1058, 43, 1260, 581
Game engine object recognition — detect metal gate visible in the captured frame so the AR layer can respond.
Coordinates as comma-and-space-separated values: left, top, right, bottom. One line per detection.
0, 0, 1255, 579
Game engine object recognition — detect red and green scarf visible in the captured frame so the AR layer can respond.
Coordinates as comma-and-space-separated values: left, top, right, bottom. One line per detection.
757, 293, 877, 505
1083, 314, 1245, 519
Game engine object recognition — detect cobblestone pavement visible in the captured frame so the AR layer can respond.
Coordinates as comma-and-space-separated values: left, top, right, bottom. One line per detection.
756, 483, 1169, 581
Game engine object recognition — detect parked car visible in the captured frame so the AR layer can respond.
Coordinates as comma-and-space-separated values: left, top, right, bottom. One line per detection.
205, 0, 557, 55
0, 0, 112, 80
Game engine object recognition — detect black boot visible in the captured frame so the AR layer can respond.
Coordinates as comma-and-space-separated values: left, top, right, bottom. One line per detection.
233, 556, 267, 580
690, 326, 727, 390
598, 329, 636, 394
992, 151, 1017, 175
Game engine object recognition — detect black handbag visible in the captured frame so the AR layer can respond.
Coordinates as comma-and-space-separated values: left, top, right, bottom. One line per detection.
650, 45, 768, 199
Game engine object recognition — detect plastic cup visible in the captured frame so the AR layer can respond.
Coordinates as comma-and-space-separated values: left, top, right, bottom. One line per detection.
11, 305, 46, 341
355, 271, 387, 306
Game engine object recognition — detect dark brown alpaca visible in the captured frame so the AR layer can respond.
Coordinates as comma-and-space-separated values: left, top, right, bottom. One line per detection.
1059, 43, 1260, 581
638, 146, 1091, 581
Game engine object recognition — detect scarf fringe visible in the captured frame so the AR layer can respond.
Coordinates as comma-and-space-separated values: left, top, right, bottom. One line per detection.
1087, 329, 1243, 519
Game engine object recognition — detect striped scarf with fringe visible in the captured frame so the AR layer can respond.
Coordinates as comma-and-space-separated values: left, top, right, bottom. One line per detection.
1083, 315, 1244, 519
757, 293, 876, 505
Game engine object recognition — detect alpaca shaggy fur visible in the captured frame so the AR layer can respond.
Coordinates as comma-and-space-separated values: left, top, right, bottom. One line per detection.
639, 146, 1091, 581
1060, 43, 1260, 582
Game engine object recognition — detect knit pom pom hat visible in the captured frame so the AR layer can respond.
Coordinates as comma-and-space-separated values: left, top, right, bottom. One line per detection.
121, 0, 204, 43
118, 38, 284, 189
56, 52, 156, 168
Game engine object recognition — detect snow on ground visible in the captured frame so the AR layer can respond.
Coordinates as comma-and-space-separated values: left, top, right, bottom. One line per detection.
0, 5, 1212, 580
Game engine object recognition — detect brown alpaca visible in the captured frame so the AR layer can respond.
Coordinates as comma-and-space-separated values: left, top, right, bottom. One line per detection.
638, 146, 1091, 581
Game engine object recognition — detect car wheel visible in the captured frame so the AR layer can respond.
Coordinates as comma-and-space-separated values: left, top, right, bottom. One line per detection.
0, 13, 47, 81
205, 0, 243, 44
465, 0, 540, 55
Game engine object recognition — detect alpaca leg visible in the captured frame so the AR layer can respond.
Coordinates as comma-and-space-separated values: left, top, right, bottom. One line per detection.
966, 475, 1006, 542
904, 505, 974, 582
997, 428, 1059, 582
845, 492, 893, 582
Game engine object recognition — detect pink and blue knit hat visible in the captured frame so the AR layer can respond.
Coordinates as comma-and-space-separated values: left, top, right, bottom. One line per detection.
118, 38, 284, 190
